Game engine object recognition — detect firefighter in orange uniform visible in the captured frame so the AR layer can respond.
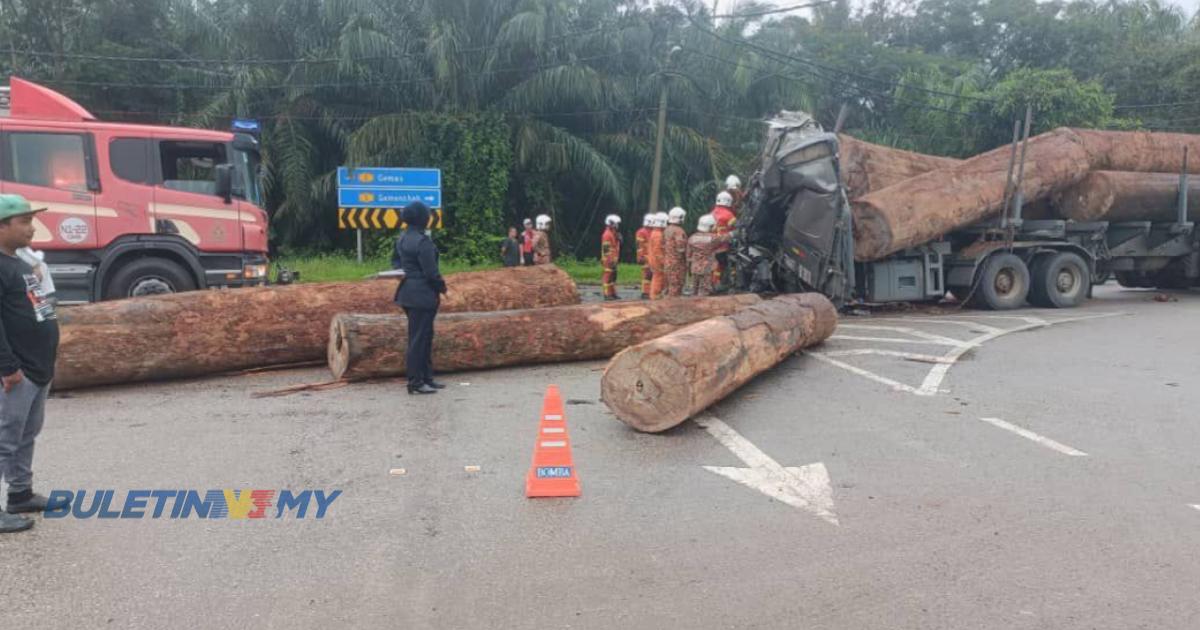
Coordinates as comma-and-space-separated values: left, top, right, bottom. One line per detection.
663, 207, 689, 297
647, 212, 667, 299
635, 214, 653, 299
600, 214, 622, 301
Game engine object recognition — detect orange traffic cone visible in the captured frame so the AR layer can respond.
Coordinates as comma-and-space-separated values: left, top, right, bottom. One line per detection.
525, 385, 581, 498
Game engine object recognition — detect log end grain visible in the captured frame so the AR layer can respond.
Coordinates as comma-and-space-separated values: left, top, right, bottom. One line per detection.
600, 347, 695, 433
328, 315, 352, 379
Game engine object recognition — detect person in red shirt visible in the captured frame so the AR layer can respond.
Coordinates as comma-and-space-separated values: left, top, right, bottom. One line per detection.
711, 191, 737, 291
600, 214, 622, 300
712, 191, 736, 235
521, 218, 536, 266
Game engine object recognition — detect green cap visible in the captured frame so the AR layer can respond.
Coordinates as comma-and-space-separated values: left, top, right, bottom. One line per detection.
0, 194, 47, 221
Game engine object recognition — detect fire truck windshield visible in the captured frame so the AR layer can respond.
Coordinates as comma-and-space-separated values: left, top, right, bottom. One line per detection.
232, 146, 263, 208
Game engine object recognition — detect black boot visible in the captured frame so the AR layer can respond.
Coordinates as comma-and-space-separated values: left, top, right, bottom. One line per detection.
407, 383, 437, 395
6, 490, 50, 514
424, 380, 447, 390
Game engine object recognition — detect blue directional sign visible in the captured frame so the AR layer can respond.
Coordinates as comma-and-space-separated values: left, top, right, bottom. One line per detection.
337, 167, 441, 190
338, 188, 442, 208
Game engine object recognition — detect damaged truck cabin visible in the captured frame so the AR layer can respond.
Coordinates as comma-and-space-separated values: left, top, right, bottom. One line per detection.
0, 78, 269, 303
734, 112, 1200, 310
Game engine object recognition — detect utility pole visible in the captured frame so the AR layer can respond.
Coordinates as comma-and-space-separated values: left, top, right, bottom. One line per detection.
648, 46, 681, 217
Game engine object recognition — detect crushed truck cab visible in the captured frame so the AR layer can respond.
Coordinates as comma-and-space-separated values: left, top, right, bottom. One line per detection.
0, 78, 269, 303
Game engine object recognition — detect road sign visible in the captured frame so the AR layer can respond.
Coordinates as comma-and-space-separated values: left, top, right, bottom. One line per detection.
337, 188, 442, 209
338, 208, 444, 230
337, 167, 441, 190
337, 166, 443, 236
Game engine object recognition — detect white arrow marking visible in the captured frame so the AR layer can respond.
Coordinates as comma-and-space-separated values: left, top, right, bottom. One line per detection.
695, 414, 838, 525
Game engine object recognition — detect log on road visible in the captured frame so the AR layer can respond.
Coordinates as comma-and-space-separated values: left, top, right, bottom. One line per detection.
55, 265, 579, 390
600, 293, 838, 433
327, 294, 764, 380
852, 128, 1200, 261
1052, 171, 1200, 222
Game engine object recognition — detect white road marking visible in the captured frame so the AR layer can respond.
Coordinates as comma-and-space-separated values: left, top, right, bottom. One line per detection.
810, 353, 925, 395
857, 317, 1003, 334
816, 311, 1128, 397
838, 324, 966, 346
1189, 504, 1200, 512
823, 349, 957, 364
978, 417, 1089, 457
695, 414, 838, 525
831, 335, 963, 346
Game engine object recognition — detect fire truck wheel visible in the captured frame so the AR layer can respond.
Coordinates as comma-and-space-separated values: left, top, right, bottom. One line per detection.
104, 257, 197, 300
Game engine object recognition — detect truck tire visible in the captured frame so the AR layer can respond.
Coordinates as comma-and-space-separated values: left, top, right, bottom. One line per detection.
104, 257, 198, 300
1029, 251, 1090, 308
972, 253, 1029, 310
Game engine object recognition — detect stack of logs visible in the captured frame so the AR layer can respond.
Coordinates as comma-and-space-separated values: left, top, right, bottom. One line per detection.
840, 129, 1200, 260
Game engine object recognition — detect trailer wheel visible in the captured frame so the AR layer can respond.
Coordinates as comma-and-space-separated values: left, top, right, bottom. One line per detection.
1029, 252, 1090, 308
972, 253, 1029, 310
104, 257, 197, 300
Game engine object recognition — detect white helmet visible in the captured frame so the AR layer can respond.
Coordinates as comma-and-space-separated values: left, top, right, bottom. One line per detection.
668, 207, 686, 225
716, 191, 733, 207
697, 214, 716, 233
523, 218, 533, 227
605, 214, 621, 227
655, 212, 669, 228
725, 175, 742, 190
536, 214, 551, 230
643, 214, 653, 227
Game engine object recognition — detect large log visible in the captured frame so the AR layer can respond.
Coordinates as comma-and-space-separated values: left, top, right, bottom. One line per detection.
838, 134, 960, 199
600, 293, 837, 433
1052, 171, 1200, 222
55, 266, 579, 390
852, 129, 1200, 261
327, 294, 764, 380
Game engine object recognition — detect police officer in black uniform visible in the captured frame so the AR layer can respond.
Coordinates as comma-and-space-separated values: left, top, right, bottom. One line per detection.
393, 202, 447, 395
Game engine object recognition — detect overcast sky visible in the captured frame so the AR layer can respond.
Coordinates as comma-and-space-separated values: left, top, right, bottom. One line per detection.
713, 0, 1200, 22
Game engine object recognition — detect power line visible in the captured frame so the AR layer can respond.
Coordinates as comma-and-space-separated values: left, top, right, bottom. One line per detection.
90, 106, 662, 123
687, 14, 998, 106
713, 1, 834, 19
0, 24, 619, 67
34, 52, 626, 91
1114, 99, 1200, 110
680, 47, 987, 119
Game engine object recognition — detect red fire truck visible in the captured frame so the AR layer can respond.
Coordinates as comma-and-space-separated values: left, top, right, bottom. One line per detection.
0, 77, 269, 303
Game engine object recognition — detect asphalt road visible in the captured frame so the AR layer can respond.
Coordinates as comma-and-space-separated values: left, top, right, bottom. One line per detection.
3, 285, 1198, 629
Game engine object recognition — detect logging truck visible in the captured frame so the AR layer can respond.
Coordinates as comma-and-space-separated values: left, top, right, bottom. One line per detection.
0, 78, 269, 303
733, 112, 1198, 310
